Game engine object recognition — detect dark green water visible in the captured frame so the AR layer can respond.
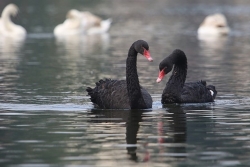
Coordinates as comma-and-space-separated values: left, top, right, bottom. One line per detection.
1, 0, 250, 166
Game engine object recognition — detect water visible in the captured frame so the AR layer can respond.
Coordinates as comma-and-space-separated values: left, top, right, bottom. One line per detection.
1, 0, 250, 166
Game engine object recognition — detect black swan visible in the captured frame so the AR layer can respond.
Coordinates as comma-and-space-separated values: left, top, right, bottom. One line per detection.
86, 40, 153, 109
156, 49, 217, 104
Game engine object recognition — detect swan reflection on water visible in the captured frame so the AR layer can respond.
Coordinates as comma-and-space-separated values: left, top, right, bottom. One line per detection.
89, 109, 151, 162
198, 33, 229, 55
126, 110, 150, 162
0, 36, 24, 74
156, 105, 187, 160
126, 106, 187, 162
55, 33, 110, 56
89, 107, 187, 163
0, 37, 24, 55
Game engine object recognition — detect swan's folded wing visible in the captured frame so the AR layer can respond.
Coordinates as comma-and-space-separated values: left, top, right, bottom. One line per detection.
181, 81, 214, 103
87, 79, 130, 109
82, 11, 102, 27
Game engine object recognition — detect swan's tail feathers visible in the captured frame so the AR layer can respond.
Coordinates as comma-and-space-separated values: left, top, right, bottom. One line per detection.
86, 86, 97, 104
86, 18, 112, 34
200, 80, 207, 86
198, 80, 217, 100
95, 80, 103, 86
86, 79, 112, 104
86, 87, 93, 95
86, 87, 94, 97
95, 78, 111, 86
100, 18, 112, 32
207, 85, 217, 99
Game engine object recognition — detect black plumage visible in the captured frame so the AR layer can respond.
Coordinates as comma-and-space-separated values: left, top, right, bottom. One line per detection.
157, 49, 217, 104
86, 40, 153, 109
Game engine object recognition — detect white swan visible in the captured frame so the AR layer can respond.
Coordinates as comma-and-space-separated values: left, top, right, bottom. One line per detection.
86, 18, 112, 35
54, 9, 112, 36
81, 11, 112, 35
0, 4, 26, 40
198, 13, 230, 36
54, 9, 83, 36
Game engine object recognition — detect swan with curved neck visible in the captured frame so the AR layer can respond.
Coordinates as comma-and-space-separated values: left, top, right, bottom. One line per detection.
54, 9, 112, 36
86, 40, 153, 109
157, 49, 217, 104
0, 4, 26, 39
198, 13, 230, 36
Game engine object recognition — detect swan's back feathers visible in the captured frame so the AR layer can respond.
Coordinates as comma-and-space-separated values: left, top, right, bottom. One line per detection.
198, 13, 230, 35
86, 78, 152, 109
54, 10, 112, 36
86, 79, 130, 109
86, 18, 112, 34
81, 11, 102, 27
181, 80, 216, 103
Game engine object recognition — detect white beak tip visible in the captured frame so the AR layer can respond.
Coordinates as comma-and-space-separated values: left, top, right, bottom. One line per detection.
156, 78, 162, 83
148, 57, 153, 62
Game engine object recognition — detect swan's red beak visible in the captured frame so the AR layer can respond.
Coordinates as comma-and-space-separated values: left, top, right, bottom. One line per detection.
143, 48, 153, 62
156, 69, 165, 83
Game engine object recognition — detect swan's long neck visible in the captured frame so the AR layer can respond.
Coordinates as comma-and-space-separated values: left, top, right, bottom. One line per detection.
1, 6, 17, 31
162, 54, 187, 103
126, 46, 145, 109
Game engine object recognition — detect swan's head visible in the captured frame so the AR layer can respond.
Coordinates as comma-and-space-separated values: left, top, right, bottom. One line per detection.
134, 40, 153, 62
156, 49, 186, 83
156, 58, 173, 83
3, 4, 19, 17
66, 9, 82, 20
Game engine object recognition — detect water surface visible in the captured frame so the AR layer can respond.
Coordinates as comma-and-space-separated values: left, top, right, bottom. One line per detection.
1, 0, 250, 166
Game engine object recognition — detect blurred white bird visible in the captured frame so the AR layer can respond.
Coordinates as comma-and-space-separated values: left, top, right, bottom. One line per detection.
198, 13, 230, 36
54, 9, 112, 36
0, 4, 26, 40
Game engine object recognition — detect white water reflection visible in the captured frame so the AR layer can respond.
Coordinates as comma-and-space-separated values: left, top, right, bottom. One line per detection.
198, 34, 229, 55
55, 33, 110, 56
0, 37, 25, 54
0, 37, 24, 65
